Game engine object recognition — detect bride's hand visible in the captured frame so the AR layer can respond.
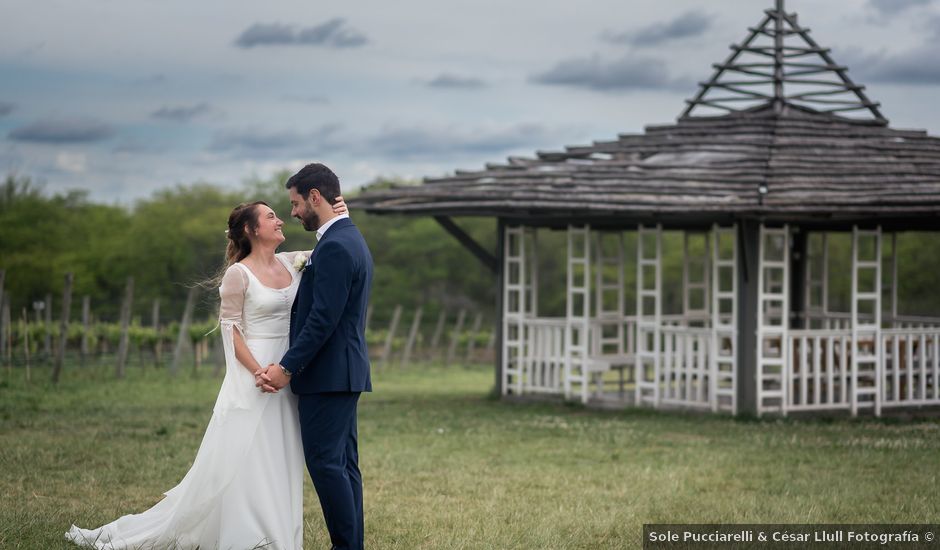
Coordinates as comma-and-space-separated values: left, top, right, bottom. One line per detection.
332, 196, 348, 215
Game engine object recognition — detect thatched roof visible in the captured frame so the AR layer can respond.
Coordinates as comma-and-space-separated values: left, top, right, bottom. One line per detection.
354, 1, 940, 229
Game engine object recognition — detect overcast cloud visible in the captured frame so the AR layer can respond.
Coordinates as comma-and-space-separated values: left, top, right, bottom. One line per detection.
0, 0, 938, 202
234, 19, 368, 49
8, 118, 115, 144
602, 10, 712, 46
151, 103, 212, 122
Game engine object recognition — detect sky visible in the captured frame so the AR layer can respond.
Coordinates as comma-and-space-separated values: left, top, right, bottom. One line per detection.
1, 0, 939, 203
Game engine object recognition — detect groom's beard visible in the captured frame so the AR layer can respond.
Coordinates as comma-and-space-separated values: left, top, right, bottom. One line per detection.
299, 210, 320, 231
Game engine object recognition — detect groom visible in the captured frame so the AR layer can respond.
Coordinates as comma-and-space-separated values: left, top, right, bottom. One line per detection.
257, 162, 373, 550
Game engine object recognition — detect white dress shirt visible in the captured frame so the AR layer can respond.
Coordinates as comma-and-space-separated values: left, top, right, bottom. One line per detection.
316, 213, 349, 242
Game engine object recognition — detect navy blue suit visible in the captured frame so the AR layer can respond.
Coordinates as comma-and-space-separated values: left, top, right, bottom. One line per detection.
280, 217, 372, 550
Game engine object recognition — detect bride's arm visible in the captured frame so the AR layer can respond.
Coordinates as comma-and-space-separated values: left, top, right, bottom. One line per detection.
219, 266, 265, 377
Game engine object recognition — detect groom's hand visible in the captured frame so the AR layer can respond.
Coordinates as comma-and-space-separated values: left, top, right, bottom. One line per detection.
259, 363, 291, 392
254, 366, 278, 394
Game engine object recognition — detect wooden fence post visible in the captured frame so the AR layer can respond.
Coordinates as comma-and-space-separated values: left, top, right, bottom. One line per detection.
80, 296, 91, 366
171, 287, 198, 376
43, 293, 52, 361
22, 308, 30, 382
2, 297, 10, 372
445, 308, 467, 367
430, 309, 447, 360
0, 269, 5, 362
401, 305, 423, 367
115, 277, 134, 379
151, 298, 161, 366
380, 305, 402, 369
464, 312, 484, 363
51, 273, 73, 384
193, 337, 206, 376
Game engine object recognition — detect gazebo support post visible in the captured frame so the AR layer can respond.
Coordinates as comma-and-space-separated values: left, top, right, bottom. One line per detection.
495, 220, 506, 396
737, 219, 761, 416
790, 229, 808, 329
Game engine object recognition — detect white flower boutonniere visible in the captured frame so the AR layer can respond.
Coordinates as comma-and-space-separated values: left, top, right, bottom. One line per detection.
293, 253, 309, 273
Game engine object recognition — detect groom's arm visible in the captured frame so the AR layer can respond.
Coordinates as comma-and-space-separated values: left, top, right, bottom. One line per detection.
279, 240, 354, 375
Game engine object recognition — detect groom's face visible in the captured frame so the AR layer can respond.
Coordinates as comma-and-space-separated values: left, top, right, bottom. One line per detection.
289, 186, 320, 231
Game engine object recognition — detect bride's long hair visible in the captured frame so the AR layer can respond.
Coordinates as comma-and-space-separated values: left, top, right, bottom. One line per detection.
201, 201, 269, 289
225, 201, 269, 267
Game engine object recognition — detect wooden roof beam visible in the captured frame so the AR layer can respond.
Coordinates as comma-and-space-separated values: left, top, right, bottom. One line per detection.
433, 216, 498, 274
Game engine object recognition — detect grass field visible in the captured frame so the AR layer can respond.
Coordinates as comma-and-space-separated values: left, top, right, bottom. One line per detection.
1, 362, 939, 549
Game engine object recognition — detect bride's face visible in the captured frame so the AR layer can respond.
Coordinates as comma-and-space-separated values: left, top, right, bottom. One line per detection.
252, 204, 286, 245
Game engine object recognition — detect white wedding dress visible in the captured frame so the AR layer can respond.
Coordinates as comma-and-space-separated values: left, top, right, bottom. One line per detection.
67, 252, 305, 550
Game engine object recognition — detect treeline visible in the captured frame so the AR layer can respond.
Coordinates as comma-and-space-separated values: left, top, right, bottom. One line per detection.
0, 173, 499, 324
3, 172, 940, 327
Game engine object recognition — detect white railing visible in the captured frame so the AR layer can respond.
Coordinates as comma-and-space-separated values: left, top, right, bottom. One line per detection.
882, 328, 940, 408
661, 325, 712, 409
785, 327, 940, 415
801, 311, 940, 330
785, 329, 852, 412
524, 318, 566, 395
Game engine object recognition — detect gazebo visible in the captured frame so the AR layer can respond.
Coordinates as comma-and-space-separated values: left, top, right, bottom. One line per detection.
355, 0, 940, 417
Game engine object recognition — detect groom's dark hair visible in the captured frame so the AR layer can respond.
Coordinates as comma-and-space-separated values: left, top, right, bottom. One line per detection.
285, 163, 341, 204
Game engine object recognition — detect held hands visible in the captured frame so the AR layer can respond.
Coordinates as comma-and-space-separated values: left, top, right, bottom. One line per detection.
255, 364, 290, 393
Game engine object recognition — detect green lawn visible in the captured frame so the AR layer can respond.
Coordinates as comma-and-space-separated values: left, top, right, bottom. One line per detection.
1, 363, 939, 549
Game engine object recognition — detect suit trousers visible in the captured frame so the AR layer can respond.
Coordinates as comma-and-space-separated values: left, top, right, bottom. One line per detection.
297, 392, 363, 550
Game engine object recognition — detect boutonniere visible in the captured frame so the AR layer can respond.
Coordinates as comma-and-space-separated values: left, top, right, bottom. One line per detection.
293, 253, 309, 273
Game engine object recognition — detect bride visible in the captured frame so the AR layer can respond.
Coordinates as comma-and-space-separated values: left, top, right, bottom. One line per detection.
66, 197, 348, 549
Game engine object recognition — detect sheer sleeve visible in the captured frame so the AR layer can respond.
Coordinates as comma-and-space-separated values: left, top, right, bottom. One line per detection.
214, 264, 259, 415
219, 265, 248, 332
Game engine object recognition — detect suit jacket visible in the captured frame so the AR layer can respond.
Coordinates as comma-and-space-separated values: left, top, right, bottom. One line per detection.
281, 217, 373, 394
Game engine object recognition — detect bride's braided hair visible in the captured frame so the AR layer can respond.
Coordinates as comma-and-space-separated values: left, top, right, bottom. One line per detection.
225, 201, 269, 267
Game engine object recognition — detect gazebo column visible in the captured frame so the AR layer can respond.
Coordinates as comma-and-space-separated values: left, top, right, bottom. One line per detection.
501, 224, 530, 396
756, 224, 791, 416
736, 220, 761, 416
711, 224, 738, 413
850, 225, 882, 417
495, 221, 505, 396
636, 224, 663, 407
565, 225, 592, 402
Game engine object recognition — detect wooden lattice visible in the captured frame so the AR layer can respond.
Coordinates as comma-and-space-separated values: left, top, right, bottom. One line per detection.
681, 0, 886, 123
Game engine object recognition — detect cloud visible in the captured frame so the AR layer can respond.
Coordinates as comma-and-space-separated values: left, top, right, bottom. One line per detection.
602, 10, 711, 46
530, 54, 687, 92
151, 102, 211, 122
867, 0, 932, 17
0, 101, 14, 117
426, 74, 487, 90
234, 19, 368, 49
927, 13, 940, 37
847, 46, 940, 84
281, 94, 330, 104
8, 118, 115, 143
366, 123, 568, 160
55, 152, 87, 174
131, 74, 167, 86
208, 122, 569, 163
208, 124, 344, 160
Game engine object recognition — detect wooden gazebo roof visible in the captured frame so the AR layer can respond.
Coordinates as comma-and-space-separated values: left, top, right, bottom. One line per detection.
354, 1, 940, 230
